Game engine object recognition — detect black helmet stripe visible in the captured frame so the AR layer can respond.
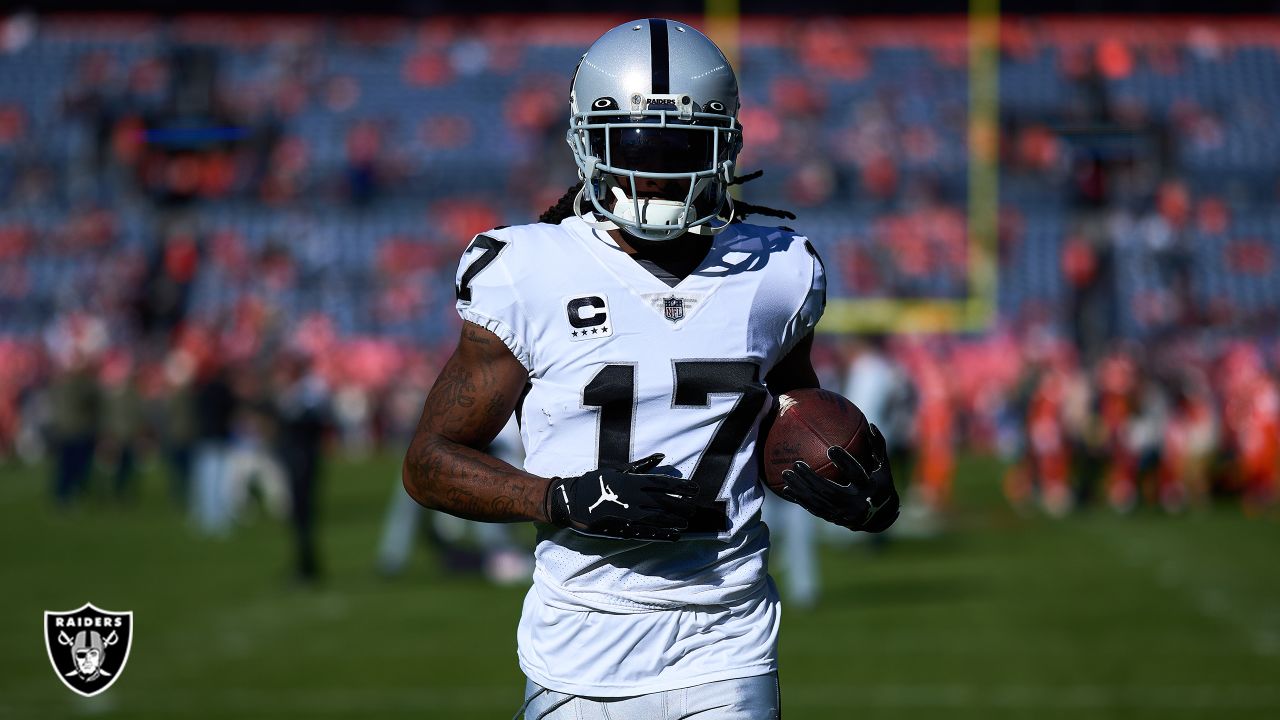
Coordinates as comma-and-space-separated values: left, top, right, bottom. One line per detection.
649, 18, 670, 95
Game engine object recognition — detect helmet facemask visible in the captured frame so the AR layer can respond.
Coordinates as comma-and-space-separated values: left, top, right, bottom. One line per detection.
569, 99, 741, 242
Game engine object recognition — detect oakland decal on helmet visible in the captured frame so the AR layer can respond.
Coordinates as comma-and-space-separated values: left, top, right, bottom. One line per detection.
44, 602, 133, 697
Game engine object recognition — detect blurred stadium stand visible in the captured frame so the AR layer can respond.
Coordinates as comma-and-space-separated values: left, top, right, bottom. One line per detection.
2, 11, 1280, 488
2, 15, 1279, 345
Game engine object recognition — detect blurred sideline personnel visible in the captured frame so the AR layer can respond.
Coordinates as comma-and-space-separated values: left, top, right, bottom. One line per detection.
402, 20, 899, 719
378, 414, 533, 584
844, 337, 916, 485
192, 361, 236, 535
49, 353, 99, 506
274, 352, 331, 584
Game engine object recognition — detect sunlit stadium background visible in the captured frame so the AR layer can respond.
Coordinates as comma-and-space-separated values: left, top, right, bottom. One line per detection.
2, 0, 1278, 718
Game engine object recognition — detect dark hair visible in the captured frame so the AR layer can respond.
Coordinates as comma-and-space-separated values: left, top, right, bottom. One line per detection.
539, 182, 585, 224
538, 171, 795, 227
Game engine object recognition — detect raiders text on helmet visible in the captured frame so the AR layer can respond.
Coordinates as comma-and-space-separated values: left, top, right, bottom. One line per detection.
567, 19, 742, 241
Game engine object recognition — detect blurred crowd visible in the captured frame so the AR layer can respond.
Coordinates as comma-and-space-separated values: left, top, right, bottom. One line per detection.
1000, 337, 1279, 516
3, 314, 532, 583
1, 12, 1278, 528
1, 15, 1276, 340
19, 315, 341, 582
8, 313, 1275, 524
812, 331, 1280, 519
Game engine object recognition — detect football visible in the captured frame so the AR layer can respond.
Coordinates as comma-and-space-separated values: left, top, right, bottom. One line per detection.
761, 388, 872, 494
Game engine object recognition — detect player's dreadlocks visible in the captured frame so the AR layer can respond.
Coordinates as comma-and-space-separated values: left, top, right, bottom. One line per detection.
725, 170, 797, 224
538, 182, 588, 224
538, 171, 796, 227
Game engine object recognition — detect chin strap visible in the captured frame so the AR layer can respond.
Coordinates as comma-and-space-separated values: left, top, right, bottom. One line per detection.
608, 186, 694, 229
573, 183, 618, 231
689, 192, 736, 235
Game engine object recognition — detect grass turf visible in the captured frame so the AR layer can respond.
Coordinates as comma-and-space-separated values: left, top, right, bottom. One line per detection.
1, 453, 1278, 719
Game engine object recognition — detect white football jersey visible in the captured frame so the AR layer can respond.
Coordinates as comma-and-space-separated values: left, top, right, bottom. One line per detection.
454, 215, 825, 695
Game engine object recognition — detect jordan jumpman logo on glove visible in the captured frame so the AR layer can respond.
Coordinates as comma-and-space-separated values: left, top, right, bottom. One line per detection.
545, 454, 699, 541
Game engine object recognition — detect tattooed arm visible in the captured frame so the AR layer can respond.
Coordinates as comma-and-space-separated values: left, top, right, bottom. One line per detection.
401, 322, 550, 522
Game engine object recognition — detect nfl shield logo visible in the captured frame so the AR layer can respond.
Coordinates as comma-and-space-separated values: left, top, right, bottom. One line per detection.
663, 296, 685, 323
44, 603, 133, 697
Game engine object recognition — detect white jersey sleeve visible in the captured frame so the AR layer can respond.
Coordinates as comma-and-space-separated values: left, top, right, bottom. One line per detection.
453, 230, 533, 370
778, 239, 827, 357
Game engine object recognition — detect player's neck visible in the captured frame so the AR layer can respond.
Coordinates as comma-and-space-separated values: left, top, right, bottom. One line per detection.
609, 228, 708, 256
608, 228, 713, 286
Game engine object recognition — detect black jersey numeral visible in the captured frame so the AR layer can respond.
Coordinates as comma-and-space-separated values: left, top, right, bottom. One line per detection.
455, 234, 507, 302
582, 363, 636, 469
673, 361, 769, 532
582, 360, 767, 534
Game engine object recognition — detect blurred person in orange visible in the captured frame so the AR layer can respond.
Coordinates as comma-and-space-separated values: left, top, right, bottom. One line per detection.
908, 345, 954, 514
1027, 361, 1073, 516
1097, 348, 1139, 512
1220, 349, 1280, 512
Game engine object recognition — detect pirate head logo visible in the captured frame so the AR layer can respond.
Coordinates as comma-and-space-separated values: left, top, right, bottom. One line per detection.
45, 603, 133, 697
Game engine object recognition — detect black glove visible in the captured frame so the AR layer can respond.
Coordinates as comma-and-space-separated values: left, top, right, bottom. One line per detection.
779, 424, 900, 533
545, 453, 699, 542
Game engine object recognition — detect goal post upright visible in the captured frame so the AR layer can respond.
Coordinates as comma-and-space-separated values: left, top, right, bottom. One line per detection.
819, 0, 1001, 335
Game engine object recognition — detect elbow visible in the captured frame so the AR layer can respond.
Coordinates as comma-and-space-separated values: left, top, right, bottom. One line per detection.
401, 436, 444, 510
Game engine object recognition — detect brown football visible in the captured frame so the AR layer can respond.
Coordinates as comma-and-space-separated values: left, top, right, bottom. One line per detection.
761, 388, 871, 494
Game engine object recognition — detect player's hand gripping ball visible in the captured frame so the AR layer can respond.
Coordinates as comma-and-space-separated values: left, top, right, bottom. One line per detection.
762, 389, 900, 532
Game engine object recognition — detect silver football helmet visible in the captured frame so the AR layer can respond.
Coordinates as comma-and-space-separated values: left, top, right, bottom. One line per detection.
568, 19, 742, 241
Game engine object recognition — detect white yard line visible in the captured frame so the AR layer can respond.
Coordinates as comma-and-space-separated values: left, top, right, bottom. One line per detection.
1109, 531, 1279, 658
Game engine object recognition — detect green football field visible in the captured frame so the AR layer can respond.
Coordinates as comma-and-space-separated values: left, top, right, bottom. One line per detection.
2, 453, 1278, 719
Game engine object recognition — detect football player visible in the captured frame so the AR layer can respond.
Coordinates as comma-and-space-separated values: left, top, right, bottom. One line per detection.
401, 19, 900, 719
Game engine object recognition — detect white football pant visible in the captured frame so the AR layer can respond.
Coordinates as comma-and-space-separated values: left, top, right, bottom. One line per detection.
518, 673, 780, 719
